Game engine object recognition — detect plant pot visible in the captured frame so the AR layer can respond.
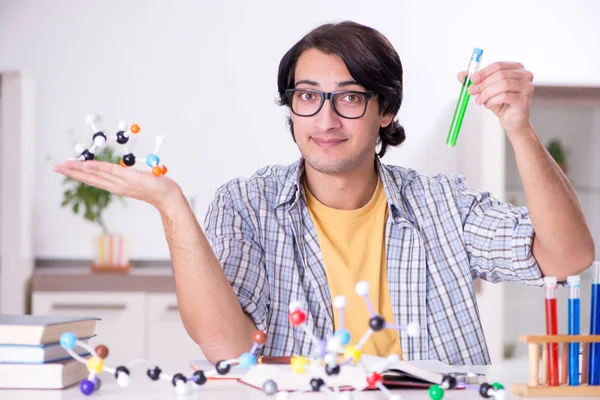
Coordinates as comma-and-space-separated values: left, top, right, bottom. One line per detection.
90, 234, 131, 273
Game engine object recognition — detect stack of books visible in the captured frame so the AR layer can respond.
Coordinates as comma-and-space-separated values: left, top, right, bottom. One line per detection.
0, 315, 99, 389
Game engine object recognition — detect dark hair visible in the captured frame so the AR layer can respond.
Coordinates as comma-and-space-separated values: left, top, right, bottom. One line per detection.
277, 21, 405, 158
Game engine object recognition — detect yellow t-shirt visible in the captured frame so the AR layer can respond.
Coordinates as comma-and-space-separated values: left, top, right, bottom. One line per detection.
304, 176, 403, 359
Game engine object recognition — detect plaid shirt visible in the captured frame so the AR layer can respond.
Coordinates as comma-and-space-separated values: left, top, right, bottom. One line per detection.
204, 157, 542, 365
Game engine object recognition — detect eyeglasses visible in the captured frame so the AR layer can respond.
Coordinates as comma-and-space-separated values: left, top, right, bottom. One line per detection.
285, 89, 378, 119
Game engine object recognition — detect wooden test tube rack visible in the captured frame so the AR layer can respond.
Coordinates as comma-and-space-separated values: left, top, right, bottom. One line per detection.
512, 334, 600, 397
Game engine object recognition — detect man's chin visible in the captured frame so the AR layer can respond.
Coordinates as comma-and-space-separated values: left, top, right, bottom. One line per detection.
303, 155, 355, 175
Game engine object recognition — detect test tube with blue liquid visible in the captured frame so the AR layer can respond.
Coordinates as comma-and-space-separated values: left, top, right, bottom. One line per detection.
567, 275, 580, 385
446, 48, 483, 147
590, 261, 600, 385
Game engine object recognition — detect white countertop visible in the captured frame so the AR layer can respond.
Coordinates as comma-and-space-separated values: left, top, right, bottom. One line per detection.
1, 357, 598, 400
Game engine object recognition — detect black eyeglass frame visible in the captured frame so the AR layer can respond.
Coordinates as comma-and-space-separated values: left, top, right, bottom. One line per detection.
285, 88, 379, 119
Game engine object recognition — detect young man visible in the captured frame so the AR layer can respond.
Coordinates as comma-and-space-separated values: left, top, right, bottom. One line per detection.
54, 21, 594, 365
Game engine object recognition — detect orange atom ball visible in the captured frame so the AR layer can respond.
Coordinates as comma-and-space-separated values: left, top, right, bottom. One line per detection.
120, 160, 126, 167
152, 166, 162, 176
253, 330, 267, 345
130, 124, 140, 134
160, 165, 168, 175
95, 345, 109, 359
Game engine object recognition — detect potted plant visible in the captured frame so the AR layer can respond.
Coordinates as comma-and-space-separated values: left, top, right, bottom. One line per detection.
546, 139, 568, 174
61, 146, 131, 272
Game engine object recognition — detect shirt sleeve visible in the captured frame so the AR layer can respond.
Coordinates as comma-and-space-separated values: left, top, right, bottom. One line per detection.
203, 186, 269, 332
445, 174, 544, 286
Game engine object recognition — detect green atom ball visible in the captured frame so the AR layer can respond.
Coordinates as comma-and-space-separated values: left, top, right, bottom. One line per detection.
428, 384, 445, 400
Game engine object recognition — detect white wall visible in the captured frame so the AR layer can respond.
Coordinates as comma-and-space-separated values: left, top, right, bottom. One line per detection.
1, 0, 599, 260
0, 71, 35, 314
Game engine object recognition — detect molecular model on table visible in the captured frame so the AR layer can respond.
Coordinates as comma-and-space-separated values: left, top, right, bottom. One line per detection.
59, 329, 269, 396
72, 114, 168, 176
59, 279, 507, 399
259, 281, 506, 400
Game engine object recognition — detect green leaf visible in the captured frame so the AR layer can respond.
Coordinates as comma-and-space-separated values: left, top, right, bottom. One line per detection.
59, 145, 125, 232
84, 209, 96, 222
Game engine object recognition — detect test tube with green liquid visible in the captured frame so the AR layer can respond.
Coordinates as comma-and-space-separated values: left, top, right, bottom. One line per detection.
446, 48, 484, 147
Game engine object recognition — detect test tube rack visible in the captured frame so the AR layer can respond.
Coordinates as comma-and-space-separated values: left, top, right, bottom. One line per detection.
512, 334, 600, 397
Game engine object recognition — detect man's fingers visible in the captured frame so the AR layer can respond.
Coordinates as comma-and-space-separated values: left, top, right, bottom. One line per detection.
64, 160, 122, 175
472, 61, 525, 83
472, 80, 527, 105
61, 160, 131, 184
469, 70, 532, 95
458, 68, 532, 88
54, 166, 120, 193
483, 92, 522, 108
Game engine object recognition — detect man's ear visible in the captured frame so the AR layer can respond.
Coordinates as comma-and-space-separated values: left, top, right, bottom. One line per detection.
380, 113, 394, 129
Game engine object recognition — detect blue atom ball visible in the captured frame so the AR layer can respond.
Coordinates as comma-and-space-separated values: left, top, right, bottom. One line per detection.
239, 352, 257, 369
334, 329, 351, 345
146, 154, 160, 167
60, 332, 78, 350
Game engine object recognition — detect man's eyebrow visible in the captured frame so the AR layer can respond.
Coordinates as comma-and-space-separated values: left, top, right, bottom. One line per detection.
294, 80, 362, 88
338, 80, 360, 87
295, 80, 319, 87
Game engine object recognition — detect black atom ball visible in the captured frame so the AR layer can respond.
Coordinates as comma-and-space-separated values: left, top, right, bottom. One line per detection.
192, 370, 207, 385
93, 132, 106, 143
442, 374, 457, 389
122, 153, 136, 166
325, 364, 340, 376
369, 315, 385, 331
114, 365, 130, 379
310, 377, 325, 391
171, 373, 187, 387
216, 360, 231, 375
147, 366, 162, 381
116, 131, 129, 144
81, 149, 95, 161
479, 382, 493, 398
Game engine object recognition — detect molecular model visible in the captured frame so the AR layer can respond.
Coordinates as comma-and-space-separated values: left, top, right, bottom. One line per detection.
59, 329, 268, 396
72, 114, 168, 176
260, 281, 506, 400
59, 279, 507, 399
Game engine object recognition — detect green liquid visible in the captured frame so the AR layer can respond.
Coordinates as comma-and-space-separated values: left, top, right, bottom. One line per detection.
446, 78, 473, 147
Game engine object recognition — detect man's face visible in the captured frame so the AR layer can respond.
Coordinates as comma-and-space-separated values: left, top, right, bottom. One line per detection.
290, 48, 393, 175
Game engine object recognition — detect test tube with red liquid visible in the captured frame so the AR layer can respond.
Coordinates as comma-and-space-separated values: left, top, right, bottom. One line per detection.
544, 276, 559, 386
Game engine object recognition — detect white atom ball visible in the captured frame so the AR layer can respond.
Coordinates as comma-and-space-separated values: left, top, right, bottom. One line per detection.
493, 390, 506, 400
289, 301, 302, 312
333, 295, 347, 308
326, 337, 341, 353
74, 144, 85, 154
324, 353, 337, 365
355, 281, 369, 296
276, 391, 290, 400
84, 114, 97, 124
116, 372, 130, 387
93, 135, 106, 147
174, 381, 190, 396
406, 322, 420, 337
387, 354, 400, 364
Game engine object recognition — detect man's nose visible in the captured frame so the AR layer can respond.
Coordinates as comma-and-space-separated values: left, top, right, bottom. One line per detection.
314, 99, 342, 132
